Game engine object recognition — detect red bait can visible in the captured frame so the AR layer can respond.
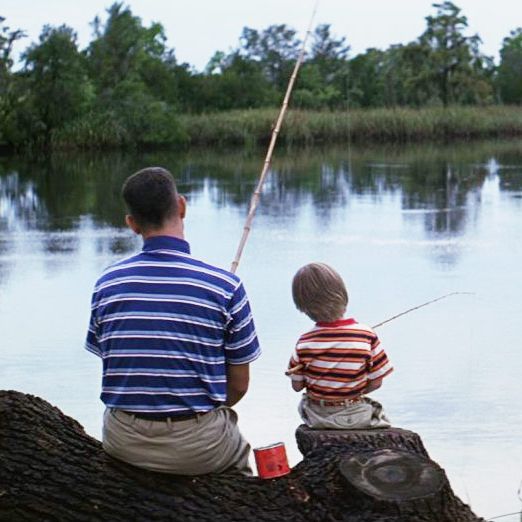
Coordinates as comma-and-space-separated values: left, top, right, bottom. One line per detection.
254, 442, 291, 479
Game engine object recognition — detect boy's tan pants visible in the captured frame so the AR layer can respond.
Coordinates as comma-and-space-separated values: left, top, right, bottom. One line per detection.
102, 406, 251, 475
298, 395, 391, 430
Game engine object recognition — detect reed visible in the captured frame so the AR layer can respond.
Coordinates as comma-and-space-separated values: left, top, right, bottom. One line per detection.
43, 105, 522, 151
181, 106, 522, 146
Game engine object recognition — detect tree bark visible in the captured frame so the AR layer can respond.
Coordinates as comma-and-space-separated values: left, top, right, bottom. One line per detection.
295, 424, 430, 457
0, 391, 484, 522
296, 425, 485, 522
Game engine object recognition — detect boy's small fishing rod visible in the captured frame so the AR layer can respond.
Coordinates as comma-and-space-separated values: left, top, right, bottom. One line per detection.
286, 291, 473, 375
230, 1, 319, 274
371, 291, 473, 328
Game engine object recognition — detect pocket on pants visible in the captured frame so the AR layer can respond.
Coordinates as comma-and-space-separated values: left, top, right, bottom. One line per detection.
330, 403, 373, 428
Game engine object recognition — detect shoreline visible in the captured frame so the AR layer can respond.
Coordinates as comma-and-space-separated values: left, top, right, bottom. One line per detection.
2, 106, 522, 153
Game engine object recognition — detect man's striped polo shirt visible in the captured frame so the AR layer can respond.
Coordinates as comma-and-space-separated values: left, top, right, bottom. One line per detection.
287, 318, 392, 400
85, 235, 261, 415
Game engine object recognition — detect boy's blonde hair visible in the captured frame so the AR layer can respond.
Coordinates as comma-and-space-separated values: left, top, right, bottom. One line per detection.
292, 263, 348, 323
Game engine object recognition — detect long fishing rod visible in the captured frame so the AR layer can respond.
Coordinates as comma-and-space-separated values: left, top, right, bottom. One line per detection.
371, 291, 474, 328
230, 1, 319, 274
286, 291, 473, 375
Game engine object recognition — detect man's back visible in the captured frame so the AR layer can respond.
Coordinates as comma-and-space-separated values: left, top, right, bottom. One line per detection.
86, 235, 260, 415
87, 167, 258, 475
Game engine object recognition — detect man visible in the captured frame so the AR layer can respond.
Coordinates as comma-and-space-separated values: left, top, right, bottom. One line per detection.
85, 167, 260, 475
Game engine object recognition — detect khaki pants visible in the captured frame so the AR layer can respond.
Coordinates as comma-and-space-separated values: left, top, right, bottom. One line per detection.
298, 395, 391, 430
102, 406, 251, 475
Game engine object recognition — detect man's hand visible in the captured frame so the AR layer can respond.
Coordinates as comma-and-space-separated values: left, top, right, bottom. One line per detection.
225, 363, 250, 407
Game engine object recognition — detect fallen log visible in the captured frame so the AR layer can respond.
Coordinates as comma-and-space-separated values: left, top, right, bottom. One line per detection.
0, 391, 484, 521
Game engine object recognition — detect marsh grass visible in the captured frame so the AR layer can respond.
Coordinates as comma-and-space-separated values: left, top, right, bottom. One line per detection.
46, 106, 522, 151
181, 106, 522, 147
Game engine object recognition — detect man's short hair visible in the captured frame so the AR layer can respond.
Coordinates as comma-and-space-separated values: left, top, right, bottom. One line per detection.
292, 263, 348, 323
122, 167, 178, 230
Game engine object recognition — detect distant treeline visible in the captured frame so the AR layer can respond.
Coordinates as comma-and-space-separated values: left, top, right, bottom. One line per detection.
1, 1, 522, 150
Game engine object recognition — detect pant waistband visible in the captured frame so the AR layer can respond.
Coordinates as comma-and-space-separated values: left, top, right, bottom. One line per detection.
119, 409, 210, 422
307, 396, 363, 407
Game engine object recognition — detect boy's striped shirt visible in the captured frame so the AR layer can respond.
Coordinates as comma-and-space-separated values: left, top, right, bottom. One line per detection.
85, 235, 260, 414
288, 318, 392, 400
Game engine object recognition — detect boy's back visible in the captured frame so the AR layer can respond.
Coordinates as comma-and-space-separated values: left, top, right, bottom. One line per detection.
289, 318, 393, 402
287, 262, 393, 430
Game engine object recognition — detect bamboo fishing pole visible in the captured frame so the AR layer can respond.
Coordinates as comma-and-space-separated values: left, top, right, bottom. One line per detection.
230, 1, 319, 274
286, 291, 474, 375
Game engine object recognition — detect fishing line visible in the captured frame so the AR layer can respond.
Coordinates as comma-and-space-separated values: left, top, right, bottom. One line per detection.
230, 0, 320, 273
371, 291, 474, 328
286, 291, 474, 375
486, 511, 522, 521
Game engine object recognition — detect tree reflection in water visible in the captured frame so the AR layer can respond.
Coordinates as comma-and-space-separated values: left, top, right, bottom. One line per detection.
0, 139, 521, 266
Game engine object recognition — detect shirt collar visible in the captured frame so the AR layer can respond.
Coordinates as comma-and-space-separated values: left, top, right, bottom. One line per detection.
142, 235, 191, 254
316, 318, 357, 328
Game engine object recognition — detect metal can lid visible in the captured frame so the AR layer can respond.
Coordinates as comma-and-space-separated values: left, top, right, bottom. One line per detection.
254, 442, 285, 452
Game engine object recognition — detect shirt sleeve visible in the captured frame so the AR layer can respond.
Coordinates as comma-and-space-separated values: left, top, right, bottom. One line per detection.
224, 281, 261, 365
367, 332, 393, 381
287, 346, 305, 382
85, 290, 102, 358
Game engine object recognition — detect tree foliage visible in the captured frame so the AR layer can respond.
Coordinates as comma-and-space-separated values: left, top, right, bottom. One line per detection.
0, 2, 518, 150
22, 25, 92, 145
0, 17, 26, 145
419, 2, 493, 106
497, 28, 522, 104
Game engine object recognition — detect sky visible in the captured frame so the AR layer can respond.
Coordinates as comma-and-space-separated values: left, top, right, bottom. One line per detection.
2, 0, 521, 71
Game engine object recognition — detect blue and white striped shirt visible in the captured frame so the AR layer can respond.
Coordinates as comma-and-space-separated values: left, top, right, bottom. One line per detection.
85, 235, 261, 414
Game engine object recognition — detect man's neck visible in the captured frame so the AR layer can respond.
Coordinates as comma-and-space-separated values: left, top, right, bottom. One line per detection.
142, 222, 184, 241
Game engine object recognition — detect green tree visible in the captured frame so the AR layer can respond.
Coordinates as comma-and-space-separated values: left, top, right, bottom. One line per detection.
87, 3, 176, 99
0, 17, 24, 81
294, 24, 350, 109
348, 49, 386, 107
85, 3, 183, 145
380, 42, 439, 107
0, 17, 26, 146
22, 24, 92, 146
497, 28, 522, 104
206, 53, 277, 110
310, 24, 350, 74
419, 2, 493, 106
238, 25, 300, 90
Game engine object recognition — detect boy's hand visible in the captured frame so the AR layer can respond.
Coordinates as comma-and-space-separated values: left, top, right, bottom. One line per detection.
285, 364, 304, 376
291, 379, 305, 392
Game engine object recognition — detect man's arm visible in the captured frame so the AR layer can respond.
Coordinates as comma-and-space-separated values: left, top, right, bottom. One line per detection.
223, 280, 260, 406
225, 363, 250, 407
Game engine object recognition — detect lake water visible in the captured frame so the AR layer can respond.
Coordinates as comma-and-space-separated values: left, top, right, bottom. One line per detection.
1, 141, 521, 520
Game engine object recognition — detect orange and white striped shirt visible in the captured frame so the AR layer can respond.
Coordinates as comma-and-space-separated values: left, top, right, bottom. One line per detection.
287, 318, 393, 400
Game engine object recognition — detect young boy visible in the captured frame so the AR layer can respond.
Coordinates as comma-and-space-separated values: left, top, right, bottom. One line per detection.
287, 262, 393, 430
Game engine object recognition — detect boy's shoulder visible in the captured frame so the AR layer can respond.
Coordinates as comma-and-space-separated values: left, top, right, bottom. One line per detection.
297, 320, 377, 343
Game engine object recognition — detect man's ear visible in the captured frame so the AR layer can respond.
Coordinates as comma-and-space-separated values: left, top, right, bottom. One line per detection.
178, 195, 187, 219
125, 214, 141, 235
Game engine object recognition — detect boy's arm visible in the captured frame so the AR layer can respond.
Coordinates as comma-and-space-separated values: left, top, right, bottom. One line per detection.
286, 346, 305, 392
365, 332, 393, 392
363, 378, 382, 394
291, 379, 305, 392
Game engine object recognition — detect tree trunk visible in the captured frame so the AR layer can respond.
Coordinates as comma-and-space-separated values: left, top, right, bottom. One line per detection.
296, 425, 485, 522
0, 391, 484, 522
296, 424, 430, 457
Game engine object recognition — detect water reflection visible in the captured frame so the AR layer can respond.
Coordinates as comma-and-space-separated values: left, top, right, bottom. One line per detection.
0, 140, 521, 268
1, 141, 522, 518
